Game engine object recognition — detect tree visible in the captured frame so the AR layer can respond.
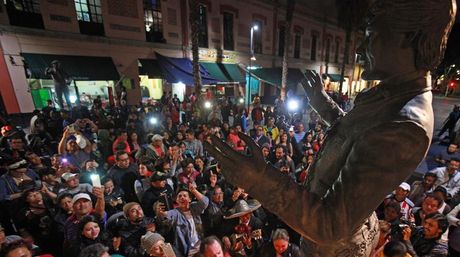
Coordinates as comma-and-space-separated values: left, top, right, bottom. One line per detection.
189, 0, 202, 99
280, 0, 295, 101
336, 0, 369, 94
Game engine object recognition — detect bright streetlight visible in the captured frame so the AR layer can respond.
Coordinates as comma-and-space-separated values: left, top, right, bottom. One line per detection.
204, 101, 212, 109
287, 99, 300, 112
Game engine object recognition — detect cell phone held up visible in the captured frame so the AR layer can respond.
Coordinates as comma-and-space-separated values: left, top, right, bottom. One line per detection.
159, 193, 172, 211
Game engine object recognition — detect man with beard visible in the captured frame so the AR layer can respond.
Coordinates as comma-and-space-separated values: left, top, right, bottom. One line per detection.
408, 172, 437, 207
204, 1, 457, 255
114, 202, 156, 257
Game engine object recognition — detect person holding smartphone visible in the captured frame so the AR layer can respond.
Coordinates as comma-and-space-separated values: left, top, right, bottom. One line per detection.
155, 183, 209, 257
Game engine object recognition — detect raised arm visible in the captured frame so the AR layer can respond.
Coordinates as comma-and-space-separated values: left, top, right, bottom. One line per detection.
300, 71, 345, 127
204, 123, 429, 244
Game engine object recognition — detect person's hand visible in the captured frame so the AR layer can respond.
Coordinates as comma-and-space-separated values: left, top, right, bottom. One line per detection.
204, 133, 267, 187
41, 185, 49, 194
222, 236, 231, 250
154, 202, 167, 217
92, 186, 104, 199
113, 237, 121, 251
243, 235, 252, 248
402, 227, 412, 241
146, 223, 156, 232
300, 70, 326, 102
188, 182, 197, 193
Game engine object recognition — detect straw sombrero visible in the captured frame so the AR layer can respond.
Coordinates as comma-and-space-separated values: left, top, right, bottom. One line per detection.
224, 199, 262, 219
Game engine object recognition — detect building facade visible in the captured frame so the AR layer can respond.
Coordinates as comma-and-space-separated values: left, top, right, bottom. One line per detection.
0, 0, 362, 114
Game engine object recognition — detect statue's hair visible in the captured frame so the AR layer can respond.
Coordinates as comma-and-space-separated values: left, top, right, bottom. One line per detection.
368, 0, 457, 70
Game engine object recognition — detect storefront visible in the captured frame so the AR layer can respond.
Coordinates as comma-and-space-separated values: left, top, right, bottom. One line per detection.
139, 53, 246, 102
21, 53, 119, 109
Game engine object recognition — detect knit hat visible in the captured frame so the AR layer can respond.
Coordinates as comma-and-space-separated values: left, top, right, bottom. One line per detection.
141, 231, 165, 253
123, 202, 140, 217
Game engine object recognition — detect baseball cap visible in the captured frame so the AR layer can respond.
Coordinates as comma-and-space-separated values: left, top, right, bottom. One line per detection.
150, 172, 170, 182
71, 193, 92, 205
61, 172, 78, 182
399, 182, 411, 192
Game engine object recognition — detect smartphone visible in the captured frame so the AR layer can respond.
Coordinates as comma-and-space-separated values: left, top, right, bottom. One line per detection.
160, 193, 172, 211
90, 174, 101, 187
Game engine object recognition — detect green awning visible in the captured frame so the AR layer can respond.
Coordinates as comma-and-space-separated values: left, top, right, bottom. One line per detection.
326, 73, 344, 82
200, 62, 245, 83
250, 68, 306, 88
139, 59, 163, 78
21, 53, 119, 80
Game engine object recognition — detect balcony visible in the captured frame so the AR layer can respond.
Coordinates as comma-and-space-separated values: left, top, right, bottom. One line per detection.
78, 21, 105, 36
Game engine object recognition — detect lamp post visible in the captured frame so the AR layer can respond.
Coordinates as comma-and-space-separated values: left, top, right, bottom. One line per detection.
247, 24, 258, 109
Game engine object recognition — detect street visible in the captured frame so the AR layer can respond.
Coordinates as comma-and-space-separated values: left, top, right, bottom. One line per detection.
415, 95, 460, 176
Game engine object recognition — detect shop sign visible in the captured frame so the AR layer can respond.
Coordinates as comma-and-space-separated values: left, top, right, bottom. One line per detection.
199, 49, 238, 63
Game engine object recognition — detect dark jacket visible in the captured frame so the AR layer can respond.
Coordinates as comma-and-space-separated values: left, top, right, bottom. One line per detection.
258, 242, 303, 257
141, 184, 173, 218
113, 216, 157, 257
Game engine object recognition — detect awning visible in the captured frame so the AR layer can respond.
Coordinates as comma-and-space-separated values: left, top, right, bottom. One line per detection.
21, 53, 119, 80
249, 68, 306, 89
155, 52, 218, 85
326, 73, 344, 82
200, 62, 245, 83
139, 59, 163, 78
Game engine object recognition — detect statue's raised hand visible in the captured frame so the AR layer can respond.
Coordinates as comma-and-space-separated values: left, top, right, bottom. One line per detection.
300, 70, 327, 103
300, 70, 345, 126
204, 133, 268, 186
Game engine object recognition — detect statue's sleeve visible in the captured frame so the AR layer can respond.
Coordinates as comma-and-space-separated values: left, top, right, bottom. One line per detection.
308, 90, 345, 127
233, 121, 429, 244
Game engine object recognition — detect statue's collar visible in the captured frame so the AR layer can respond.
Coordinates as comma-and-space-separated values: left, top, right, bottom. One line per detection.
355, 72, 431, 105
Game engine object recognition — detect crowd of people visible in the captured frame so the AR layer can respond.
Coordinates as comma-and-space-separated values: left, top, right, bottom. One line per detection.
0, 92, 459, 257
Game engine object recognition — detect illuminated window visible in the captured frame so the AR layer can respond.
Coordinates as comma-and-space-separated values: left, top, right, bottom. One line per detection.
74, 0, 103, 23
144, 0, 163, 42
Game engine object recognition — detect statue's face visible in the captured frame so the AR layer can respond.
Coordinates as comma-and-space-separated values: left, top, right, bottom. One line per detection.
357, 17, 409, 81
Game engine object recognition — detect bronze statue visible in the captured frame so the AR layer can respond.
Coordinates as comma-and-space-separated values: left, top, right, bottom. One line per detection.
204, 0, 457, 256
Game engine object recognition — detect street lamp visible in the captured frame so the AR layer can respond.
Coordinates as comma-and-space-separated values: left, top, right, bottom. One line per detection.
247, 24, 259, 109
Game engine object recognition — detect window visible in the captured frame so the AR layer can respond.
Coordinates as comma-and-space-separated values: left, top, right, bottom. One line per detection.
6, 0, 40, 13
223, 12, 234, 50
75, 0, 103, 23
198, 4, 208, 48
325, 38, 331, 63
311, 34, 317, 61
144, 0, 164, 42
253, 20, 262, 54
294, 33, 301, 59
278, 26, 285, 57
334, 40, 340, 63
5, 0, 43, 29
